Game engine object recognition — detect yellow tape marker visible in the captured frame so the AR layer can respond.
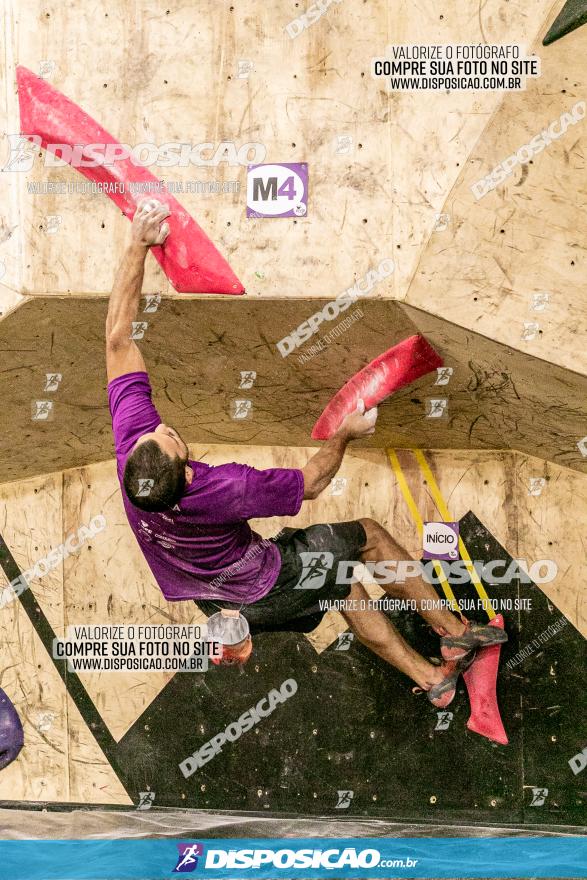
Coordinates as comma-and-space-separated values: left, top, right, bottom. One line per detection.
387, 449, 459, 610
412, 449, 495, 620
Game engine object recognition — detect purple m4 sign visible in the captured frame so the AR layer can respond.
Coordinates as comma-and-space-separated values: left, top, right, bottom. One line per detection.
247, 162, 308, 217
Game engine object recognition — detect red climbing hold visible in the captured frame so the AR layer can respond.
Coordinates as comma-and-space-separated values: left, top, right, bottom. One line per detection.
463, 614, 509, 745
16, 66, 244, 295
311, 334, 443, 440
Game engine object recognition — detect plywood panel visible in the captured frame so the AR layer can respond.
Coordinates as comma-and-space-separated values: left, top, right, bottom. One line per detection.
513, 453, 587, 636
405, 11, 587, 373
0, 470, 66, 631
14, 1, 168, 297
66, 691, 132, 806
0, 473, 69, 802
389, 0, 555, 299
0, 296, 585, 485
3, 0, 556, 301
0, 472, 134, 804
0, 599, 70, 803
12, 0, 391, 298
403, 304, 587, 472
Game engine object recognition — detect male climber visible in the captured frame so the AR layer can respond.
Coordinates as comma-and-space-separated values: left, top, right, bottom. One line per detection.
106, 200, 507, 707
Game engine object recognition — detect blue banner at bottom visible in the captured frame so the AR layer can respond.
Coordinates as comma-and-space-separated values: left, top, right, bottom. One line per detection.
0, 837, 585, 879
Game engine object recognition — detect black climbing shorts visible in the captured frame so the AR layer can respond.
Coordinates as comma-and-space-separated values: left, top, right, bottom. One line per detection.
196, 520, 368, 634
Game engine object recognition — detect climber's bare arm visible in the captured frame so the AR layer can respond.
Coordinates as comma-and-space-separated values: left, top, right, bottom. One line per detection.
106, 200, 170, 382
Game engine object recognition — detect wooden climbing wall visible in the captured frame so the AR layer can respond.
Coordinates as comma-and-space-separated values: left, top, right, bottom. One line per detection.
0, 0, 584, 835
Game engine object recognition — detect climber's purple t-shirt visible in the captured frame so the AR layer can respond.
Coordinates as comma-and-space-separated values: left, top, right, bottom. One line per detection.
107, 372, 304, 603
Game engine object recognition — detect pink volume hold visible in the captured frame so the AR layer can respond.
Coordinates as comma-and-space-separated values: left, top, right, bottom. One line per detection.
311, 334, 443, 440
16, 66, 245, 295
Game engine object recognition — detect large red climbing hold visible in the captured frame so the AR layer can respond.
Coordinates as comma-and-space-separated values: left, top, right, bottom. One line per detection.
311, 334, 443, 440
16, 66, 245, 295
463, 614, 509, 745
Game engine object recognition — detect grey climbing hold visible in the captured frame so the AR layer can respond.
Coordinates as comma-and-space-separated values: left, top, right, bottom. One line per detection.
543, 0, 587, 45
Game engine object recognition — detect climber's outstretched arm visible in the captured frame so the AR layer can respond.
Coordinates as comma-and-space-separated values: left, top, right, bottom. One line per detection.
106, 200, 170, 382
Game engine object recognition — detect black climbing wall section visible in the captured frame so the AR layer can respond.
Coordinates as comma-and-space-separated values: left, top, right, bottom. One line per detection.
1, 514, 585, 826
